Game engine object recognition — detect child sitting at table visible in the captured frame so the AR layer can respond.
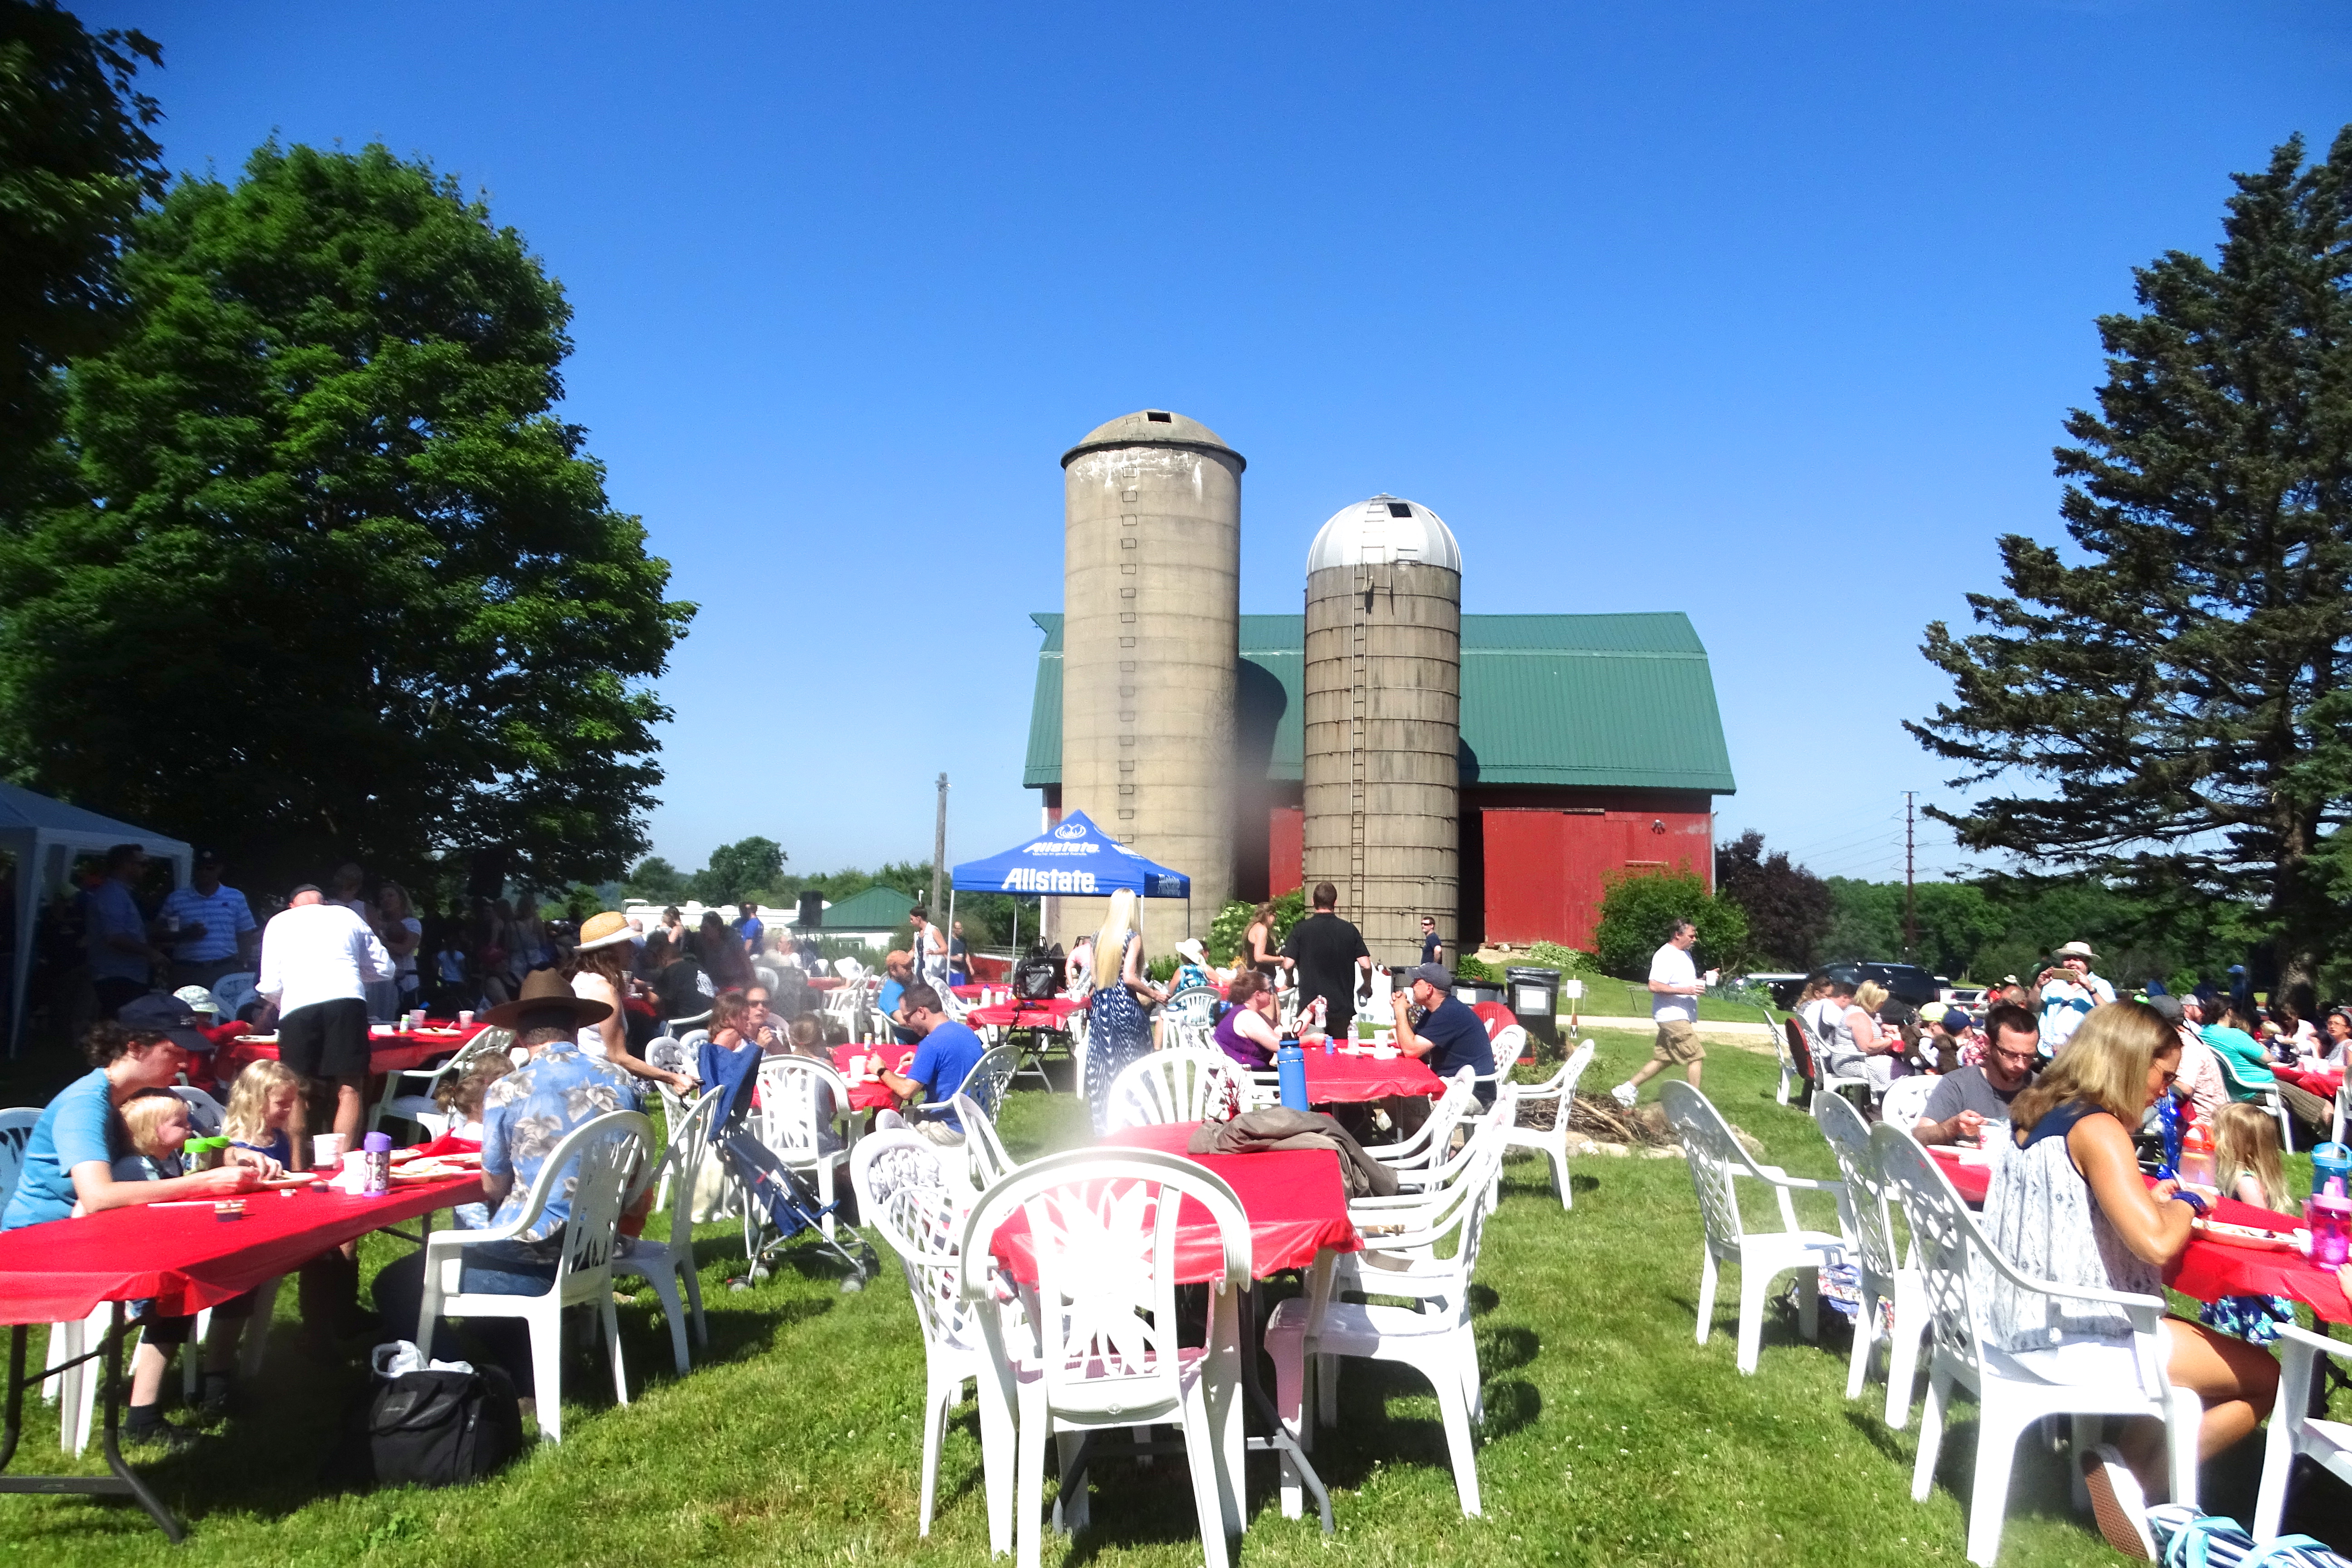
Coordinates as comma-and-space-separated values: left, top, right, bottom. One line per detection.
2194, 1102, 2299, 1346
432, 1056, 508, 1230
103, 1090, 265, 1440
220, 1058, 304, 1174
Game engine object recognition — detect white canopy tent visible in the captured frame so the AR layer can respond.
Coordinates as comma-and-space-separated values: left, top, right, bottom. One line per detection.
0, 780, 192, 1056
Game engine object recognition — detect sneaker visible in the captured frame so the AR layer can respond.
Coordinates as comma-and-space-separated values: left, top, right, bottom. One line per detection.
123, 1411, 201, 1451
1610, 1082, 1638, 1109
196, 1372, 235, 1424
2080, 1443, 2156, 1558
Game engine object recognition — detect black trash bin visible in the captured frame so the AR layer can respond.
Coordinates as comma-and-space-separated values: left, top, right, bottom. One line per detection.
1504, 966, 1563, 1049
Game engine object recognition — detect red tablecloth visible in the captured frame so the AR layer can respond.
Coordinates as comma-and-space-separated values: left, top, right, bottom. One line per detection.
1300, 1048, 1445, 1104
211, 1020, 490, 1091
0, 1173, 482, 1324
967, 997, 1087, 1031
2277, 1061, 2344, 1099
806, 977, 843, 991
830, 1044, 913, 1112
989, 1120, 1357, 1287
1923, 1146, 2351, 1322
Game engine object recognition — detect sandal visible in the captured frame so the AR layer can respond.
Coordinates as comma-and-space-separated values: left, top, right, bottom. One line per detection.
2081, 1442, 2156, 1559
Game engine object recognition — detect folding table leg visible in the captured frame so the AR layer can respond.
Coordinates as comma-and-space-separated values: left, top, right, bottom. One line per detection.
0, 1307, 187, 1543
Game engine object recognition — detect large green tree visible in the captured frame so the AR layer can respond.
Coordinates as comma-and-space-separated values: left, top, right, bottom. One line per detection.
0, 0, 165, 515
1714, 830, 1833, 970
0, 141, 694, 890
1910, 127, 2352, 998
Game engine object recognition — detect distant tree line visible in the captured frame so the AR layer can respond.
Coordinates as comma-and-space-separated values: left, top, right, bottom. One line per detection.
622, 838, 1039, 946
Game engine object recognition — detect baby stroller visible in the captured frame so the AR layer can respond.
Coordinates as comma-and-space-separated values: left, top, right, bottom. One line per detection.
698, 1040, 875, 1291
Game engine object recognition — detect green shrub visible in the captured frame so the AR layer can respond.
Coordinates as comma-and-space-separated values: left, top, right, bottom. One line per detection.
1144, 954, 1178, 984
1525, 940, 1596, 975
1593, 868, 1750, 980
1455, 954, 1501, 983
1206, 888, 1305, 964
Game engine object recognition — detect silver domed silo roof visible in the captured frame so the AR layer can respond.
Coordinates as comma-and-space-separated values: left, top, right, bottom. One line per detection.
1306, 495, 1461, 573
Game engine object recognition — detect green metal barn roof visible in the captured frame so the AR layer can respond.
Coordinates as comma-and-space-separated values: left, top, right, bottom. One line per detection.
818, 884, 914, 931
1022, 611, 1736, 794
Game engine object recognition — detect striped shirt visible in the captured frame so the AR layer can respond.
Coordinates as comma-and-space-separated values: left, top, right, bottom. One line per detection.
160, 883, 257, 963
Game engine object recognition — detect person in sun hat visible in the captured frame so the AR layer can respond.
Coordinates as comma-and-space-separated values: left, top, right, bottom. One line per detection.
564, 911, 688, 1094
2033, 939, 2114, 1058
370, 968, 642, 1375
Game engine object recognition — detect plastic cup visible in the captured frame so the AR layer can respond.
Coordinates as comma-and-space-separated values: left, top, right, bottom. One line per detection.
458, 1010, 475, 1027
311, 1133, 345, 1171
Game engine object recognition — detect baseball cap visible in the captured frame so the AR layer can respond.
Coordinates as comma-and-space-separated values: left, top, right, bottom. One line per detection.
118, 991, 213, 1054
1939, 1007, 1969, 1033
193, 847, 224, 866
1406, 963, 1456, 991
2146, 994, 2185, 1024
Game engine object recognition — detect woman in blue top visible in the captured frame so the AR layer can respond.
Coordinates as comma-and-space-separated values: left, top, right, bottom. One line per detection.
2199, 1001, 2276, 1098
1081, 891, 1165, 1132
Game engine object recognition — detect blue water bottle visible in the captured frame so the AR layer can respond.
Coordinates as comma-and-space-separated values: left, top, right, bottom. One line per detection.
1276, 1040, 1309, 1112
2313, 1142, 2351, 1200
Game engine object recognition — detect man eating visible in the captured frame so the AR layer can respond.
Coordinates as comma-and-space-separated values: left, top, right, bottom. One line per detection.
1912, 1001, 2040, 1145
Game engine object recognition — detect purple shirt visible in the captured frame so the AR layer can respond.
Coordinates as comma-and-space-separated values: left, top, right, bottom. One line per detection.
1213, 1004, 1274, 1069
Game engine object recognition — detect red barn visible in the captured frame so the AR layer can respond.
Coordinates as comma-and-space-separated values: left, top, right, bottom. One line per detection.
1024, 610, 1735, 957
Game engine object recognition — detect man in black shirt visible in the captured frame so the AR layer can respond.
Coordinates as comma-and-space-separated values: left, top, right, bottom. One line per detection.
1282, 882, 1372, 1039
1392, 963, 1497, 1106
1419, 916, 1443, 966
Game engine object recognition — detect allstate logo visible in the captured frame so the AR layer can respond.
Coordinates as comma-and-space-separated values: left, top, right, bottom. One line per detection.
1053, 822, 1087, 840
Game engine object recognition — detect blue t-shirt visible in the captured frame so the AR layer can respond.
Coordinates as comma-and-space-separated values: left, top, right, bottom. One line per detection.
86, 881, 151, 982
1414, 996, 1497, 1101
2, 1070, 124, 1230
907, 1019, 988, 1132
735, 915, 763, 953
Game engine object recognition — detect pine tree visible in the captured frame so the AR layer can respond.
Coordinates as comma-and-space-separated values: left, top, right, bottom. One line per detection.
1910, 127, 2352, 995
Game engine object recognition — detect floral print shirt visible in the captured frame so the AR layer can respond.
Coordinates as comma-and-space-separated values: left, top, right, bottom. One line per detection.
480, 1039, 642, 1245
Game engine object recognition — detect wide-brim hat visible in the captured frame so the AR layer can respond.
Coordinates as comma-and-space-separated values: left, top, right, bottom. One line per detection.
574, 910, 634, 952
1176, 938, 1207, 965
2053, 940, 2100, 963
482, 968, 612, 1030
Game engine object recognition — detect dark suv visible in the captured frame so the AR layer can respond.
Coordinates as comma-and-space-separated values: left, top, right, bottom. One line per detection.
1819, 960, 1947, 1011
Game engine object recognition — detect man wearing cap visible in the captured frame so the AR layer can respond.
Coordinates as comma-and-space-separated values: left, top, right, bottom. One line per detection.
1917, 1005, 1970, 1074
2034, 940, 2115, 1057
1914, 1001, 2041, 1145
158, 850, 259, 992
371, 970, 641, 1374
257, 886, 396, 1148
1391, 964, 1499, 1107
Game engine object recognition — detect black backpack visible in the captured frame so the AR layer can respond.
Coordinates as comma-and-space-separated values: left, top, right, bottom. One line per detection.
367, 1365, 523, 1487
1013, 943, 1063, 1001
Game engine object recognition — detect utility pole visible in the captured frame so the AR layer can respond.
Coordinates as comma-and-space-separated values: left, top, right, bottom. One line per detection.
931, 773, 948, 921
1903, 790, 1917, 960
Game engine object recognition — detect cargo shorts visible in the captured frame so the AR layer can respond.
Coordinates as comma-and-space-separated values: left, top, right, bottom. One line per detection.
1652, 1018, 1704, 1066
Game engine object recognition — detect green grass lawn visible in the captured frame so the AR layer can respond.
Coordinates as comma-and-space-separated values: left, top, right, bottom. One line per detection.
3, 1034, 2345, 1565
1557, 975, 1781, 1024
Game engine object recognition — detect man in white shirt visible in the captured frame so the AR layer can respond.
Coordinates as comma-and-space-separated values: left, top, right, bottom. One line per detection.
2034, 939, 2115, 1058
258, 885, 396, 1145
1612, 919, 1713, 1106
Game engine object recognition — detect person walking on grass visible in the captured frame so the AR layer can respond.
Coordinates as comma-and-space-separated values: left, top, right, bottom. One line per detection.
1612, 918, 1713, 1107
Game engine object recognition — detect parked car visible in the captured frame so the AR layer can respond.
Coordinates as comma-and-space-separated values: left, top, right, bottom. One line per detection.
1737, 972, 1811, 1009
1819, 960, 1948, 1011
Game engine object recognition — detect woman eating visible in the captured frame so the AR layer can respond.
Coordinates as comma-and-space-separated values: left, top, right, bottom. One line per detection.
1980, 1000, 2276, 1552
1212, 970, 1284, 1070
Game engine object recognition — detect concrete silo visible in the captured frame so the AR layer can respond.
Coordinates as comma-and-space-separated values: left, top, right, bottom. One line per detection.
1054, 410, 1244, 953
1302, 495, 1462, 965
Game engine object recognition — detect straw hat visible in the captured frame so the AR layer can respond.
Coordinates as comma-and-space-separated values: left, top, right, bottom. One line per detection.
482, 967, 612, 1030
1176, 938, 1208, 966
574, 910, 634, 952
2053, 940, 2100, 963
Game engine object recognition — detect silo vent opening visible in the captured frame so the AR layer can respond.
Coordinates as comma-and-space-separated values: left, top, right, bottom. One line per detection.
1146, 411, 1173, 423
1386, 502, 1414, 517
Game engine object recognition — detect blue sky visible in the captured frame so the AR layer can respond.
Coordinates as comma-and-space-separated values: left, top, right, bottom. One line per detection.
88, 0, 2352, 886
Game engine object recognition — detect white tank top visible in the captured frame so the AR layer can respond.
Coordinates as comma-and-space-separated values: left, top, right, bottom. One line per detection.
573, 972, 619, 1058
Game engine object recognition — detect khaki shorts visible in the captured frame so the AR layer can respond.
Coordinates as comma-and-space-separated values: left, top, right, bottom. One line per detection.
1652, 1019, 1704, 1065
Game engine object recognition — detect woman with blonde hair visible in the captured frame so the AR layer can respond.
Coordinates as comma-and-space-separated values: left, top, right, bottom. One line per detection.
1981, 1001, 2277, 1550
1826, 979, 1903, 1089
1081, 889, 1165, 1131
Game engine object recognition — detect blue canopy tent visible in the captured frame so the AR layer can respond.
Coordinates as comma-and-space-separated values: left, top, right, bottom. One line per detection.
947, 810, 1192, 969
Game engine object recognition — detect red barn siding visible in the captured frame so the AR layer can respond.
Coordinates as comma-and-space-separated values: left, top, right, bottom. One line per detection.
1267, 807, 1303, 899
1479, 804, 1714, 950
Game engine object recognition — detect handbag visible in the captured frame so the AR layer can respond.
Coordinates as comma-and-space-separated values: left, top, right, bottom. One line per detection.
366, 1349, 523, 1487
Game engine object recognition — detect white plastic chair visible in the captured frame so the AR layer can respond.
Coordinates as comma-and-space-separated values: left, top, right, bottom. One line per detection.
613, 1086, 721, 1375
957, 1148, 1248, 1568
1659, 1081, 1846, 1373
1268, 1120, 1507, 1518
2214, 1049, 2298, 1150
852, 1131, 1016, 1552
0, 1107, 39, 1209
208, 970, 260, 1019
1102, 1049, 1250, 1131
369, 1027, 515, 1136
916, 1044, 1020, 1125
1874, 1125, 2200, 1565
951, 1092, 1014, 1195
414, 1109, 651, 1444
168, 1084, 225, 1136
2253, 1320, 2352, 1542
753, 1057, 853, 1241
1365, 1068, 1481, 1188
1878, 1074, 1938, 1135
1814, 1091, 1927, 1427
1498, 1040, 1596, 1208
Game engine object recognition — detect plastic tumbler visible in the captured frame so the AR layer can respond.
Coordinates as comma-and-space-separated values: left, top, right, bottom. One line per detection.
2312, 1141, 2351, 1200
2308, 1193, 2352, 1268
